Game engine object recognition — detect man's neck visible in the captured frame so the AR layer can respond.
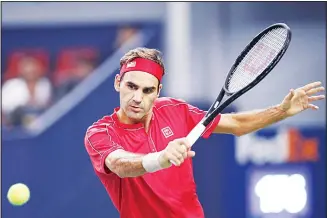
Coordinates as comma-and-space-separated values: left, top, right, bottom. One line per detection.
117, 108, 153, 133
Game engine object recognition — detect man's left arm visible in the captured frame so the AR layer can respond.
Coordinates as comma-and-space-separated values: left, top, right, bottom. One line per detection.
214, 81, 325, 136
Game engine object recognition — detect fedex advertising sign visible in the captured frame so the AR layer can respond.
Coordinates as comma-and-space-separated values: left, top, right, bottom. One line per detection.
235, 128, 319, 165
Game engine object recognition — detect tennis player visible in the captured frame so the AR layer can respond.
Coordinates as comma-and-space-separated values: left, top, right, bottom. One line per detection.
84, 47, 324, 218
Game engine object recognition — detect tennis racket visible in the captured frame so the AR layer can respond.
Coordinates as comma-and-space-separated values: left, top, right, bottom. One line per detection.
170, 23, 292, 165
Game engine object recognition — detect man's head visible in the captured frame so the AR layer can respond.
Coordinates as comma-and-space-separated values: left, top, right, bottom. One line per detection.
114, 47, 165, 123
73, 57, 96, 80
18, 56, 44, 82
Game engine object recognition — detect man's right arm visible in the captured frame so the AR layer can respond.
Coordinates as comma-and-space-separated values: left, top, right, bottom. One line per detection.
105, 138, 195, 178
85, 125, 194, 178
105, 150, 147, 178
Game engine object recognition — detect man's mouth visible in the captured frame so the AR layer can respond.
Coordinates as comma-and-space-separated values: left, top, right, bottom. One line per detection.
130, 105, 142, 112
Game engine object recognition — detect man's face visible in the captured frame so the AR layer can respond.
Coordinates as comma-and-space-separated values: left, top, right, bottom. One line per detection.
115, 71, 162, 123
18, 57, 43, 81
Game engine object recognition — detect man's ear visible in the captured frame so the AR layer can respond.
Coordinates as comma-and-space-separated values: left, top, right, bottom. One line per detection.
114, 74, 121, 92
157, 84, 163, 97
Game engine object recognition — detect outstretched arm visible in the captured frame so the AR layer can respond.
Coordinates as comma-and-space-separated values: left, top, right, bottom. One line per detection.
214, 81, 325, 136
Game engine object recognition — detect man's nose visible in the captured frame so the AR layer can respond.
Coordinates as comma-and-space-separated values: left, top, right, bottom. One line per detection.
133, 90, 143, 103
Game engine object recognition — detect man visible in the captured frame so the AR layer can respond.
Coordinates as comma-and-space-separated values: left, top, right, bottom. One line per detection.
84, 47, 324, 218
2, 55, 52, 127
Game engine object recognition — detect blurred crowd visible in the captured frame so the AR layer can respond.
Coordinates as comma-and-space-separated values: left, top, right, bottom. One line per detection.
2, 25, 140, 130
2, 47, 98, 129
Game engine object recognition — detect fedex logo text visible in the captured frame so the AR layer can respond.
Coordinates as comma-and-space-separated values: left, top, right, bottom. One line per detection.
235, 128, 318, 165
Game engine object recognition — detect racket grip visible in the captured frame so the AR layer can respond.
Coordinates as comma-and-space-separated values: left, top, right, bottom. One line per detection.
169, 123, 206, 166
186, 122, 206, 147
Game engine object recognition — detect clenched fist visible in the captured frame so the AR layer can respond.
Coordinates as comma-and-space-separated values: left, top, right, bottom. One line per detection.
158, 138, 195, 168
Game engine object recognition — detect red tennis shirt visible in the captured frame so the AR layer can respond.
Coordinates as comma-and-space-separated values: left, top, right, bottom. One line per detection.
84, 97, 221, 218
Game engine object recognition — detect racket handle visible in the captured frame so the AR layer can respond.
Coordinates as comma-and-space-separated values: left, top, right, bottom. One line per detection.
186, 122, 206, 147
170, 123, 206, 166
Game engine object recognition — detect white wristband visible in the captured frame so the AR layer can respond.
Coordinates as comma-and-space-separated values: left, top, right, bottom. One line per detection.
142, 151, 163, 173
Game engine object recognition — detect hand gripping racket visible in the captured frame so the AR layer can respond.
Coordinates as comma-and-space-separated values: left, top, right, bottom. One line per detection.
170, 23, 292, 165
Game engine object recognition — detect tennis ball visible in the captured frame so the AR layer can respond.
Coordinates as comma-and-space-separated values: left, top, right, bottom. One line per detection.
7, 183, 30, 206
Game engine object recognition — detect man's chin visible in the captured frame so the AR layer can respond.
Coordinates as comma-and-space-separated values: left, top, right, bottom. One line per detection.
127, 112, 144, 121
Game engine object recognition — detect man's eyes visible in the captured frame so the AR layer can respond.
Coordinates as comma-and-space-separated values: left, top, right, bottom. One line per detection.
127, 84, 137, 90
143, 88, 155, 94
127, 84, 155, 94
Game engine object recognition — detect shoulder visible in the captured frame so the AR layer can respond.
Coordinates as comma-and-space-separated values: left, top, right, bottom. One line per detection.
84, 115, 124, 162
154, 97, 189, 110
85, 115, 117, 138
3, 78, 25, 89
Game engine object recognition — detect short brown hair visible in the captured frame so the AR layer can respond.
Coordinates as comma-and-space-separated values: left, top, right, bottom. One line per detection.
119, 47, 165, 75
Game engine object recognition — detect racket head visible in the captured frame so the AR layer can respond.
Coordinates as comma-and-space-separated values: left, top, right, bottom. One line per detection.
223, 23, 292, 95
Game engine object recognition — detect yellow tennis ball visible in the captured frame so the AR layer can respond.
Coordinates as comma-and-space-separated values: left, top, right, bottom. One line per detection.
7, 183, 30, 206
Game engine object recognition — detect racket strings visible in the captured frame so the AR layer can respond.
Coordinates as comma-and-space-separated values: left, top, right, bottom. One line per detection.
227, 28, 288, 93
